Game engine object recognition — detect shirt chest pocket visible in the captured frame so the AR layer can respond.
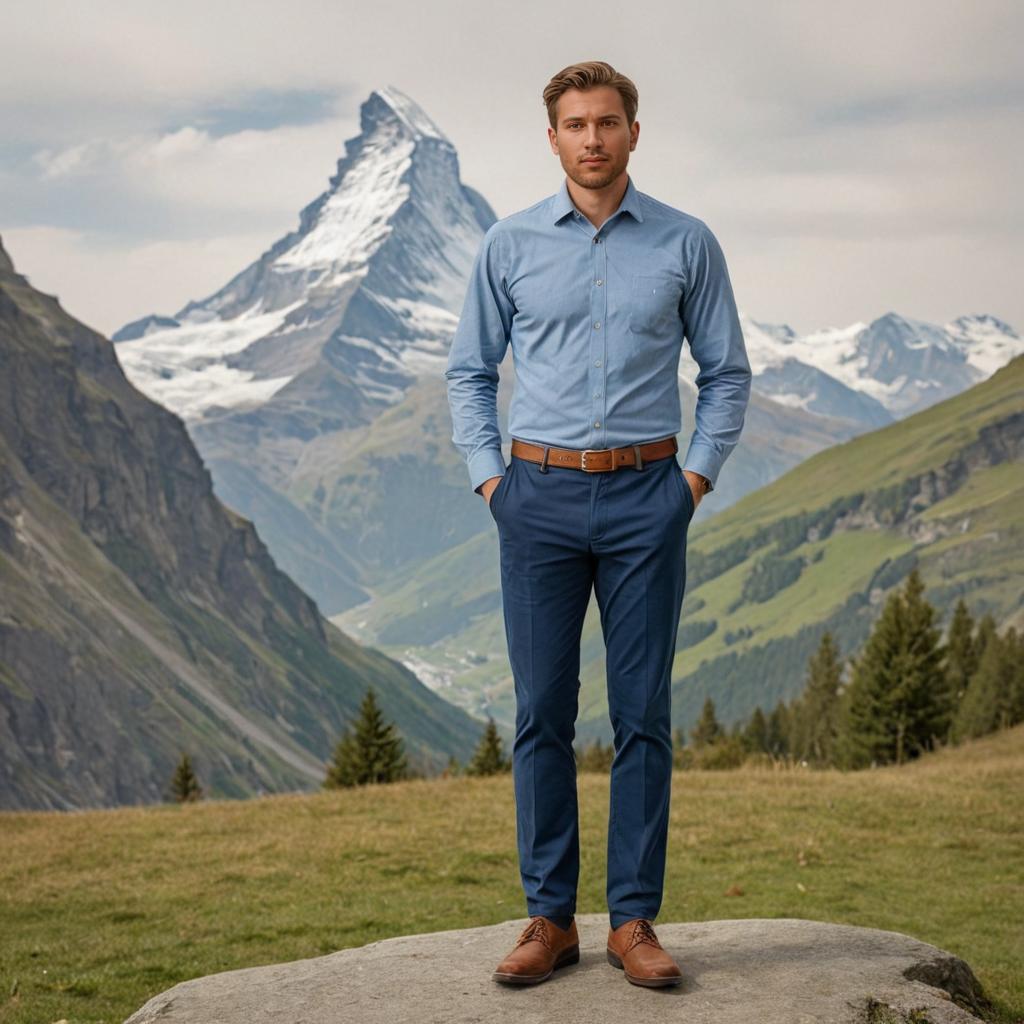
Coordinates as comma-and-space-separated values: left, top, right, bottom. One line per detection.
628, 273, 682, 335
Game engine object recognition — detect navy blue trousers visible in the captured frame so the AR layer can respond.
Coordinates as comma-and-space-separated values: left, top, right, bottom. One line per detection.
488, 446, 693, 929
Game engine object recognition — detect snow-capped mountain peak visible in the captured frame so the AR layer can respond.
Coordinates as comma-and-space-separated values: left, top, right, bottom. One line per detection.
370, 85, 450, 144
115, 86, 495, 424
729, 309, 1021, 423
748, 318, 798, 344
948, 313, 1016, 337
271, 86, 457, 281
945, 313, 1022, 375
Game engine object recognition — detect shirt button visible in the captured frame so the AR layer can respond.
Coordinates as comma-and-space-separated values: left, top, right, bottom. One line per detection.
595, 279, 603, 286
594, 321, 601, 329
595, 359, 602, 366
594, 420, 601, 427
594, 391, 601, 397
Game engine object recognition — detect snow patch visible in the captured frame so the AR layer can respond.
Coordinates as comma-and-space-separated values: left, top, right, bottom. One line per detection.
115, 301, 303, 420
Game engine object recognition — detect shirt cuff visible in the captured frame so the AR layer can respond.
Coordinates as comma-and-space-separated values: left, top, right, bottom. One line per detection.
680, 439, 721, 493
468, 447, 507, 494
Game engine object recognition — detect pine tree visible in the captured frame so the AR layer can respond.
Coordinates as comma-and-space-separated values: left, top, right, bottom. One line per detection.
466, 716, 511, 775
974, 612, 998, 660
443, 753, 462, 777
741, 706, 769, 753
323, 687, 408, 788
793, 632, 843, 766
900, 569, 949, 752
952, 627, 1024, 741
836, 568, 946, 768
690, 696, 723, 749
942, 599, 978, 741
170, 752, 203, 803
1008, 628, 1024, 725
766, 699, 791, 757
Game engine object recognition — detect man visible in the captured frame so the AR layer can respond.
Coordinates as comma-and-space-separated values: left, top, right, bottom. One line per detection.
444, 60, 752, 989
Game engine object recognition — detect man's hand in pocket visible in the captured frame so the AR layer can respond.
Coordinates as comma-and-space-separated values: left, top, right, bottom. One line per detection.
480, 475, 504, 506
682, 470, 707, 511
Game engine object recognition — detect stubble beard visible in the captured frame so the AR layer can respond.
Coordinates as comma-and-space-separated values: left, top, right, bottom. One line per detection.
563, 152, 627, 192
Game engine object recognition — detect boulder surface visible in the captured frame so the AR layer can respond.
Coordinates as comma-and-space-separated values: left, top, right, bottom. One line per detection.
123, 914, 995, 1024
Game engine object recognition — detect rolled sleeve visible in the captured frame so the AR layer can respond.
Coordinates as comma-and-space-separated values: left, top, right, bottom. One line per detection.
679, 222, 752, 492
444, 225, 514, 493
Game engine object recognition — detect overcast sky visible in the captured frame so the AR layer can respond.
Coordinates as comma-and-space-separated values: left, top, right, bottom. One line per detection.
2, 0, 1021, 338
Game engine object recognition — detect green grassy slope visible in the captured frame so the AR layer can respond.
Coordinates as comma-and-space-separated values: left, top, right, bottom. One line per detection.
660, 352, 1023, 735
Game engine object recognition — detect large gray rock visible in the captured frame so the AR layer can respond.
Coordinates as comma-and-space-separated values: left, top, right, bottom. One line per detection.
123, 914, 995, 1024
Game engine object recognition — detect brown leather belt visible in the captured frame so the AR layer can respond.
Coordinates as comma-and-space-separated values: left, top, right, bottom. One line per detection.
509, 436, 678, 472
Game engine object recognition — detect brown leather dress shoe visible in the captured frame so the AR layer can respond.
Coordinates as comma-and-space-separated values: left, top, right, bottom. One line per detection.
606, 918, 683, 988
492, 915, 580, 985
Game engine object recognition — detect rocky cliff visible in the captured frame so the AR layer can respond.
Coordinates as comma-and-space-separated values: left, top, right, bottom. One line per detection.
0, 236, 482, 810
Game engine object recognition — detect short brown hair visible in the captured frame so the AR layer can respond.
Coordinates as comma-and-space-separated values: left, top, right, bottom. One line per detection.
542, 61, 638, 131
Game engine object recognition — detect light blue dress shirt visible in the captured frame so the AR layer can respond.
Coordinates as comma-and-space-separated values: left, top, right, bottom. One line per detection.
445, 173, 752, 494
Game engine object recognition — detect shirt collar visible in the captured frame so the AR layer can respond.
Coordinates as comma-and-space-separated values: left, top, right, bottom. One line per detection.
551, 173, 645, 225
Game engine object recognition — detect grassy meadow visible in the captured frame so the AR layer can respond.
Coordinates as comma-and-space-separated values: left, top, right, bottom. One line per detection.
2, 723, 1022, 1024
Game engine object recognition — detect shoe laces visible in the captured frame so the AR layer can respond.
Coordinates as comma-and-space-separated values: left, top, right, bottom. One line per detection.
628, 919, 662, 952
515, 916, 552, 950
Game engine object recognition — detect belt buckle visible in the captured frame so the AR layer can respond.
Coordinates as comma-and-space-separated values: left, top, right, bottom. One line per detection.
580, 449, 602, 472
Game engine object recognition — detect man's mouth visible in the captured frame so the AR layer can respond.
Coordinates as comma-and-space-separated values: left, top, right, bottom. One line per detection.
582, 158, 606, 164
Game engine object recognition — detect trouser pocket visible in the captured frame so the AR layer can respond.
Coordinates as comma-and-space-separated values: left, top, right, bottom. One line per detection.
488, 459, 514, 521
670, 458, 695, 519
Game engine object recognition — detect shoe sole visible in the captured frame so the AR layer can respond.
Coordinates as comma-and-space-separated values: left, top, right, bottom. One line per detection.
492, 944, 580, 985
606, 948, 683, 988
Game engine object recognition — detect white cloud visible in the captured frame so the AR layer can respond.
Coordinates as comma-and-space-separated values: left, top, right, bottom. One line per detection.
26, 115, 358, 215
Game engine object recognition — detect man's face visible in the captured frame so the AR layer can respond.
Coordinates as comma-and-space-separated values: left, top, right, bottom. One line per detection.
548, 85, 638, 191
